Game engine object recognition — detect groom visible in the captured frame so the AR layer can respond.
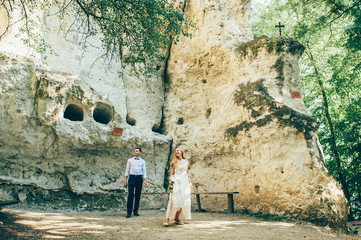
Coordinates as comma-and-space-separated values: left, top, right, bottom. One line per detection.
124, 148, 147, 218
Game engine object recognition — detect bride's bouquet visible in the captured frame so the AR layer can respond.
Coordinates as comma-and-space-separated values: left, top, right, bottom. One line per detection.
168, 175, 175, 193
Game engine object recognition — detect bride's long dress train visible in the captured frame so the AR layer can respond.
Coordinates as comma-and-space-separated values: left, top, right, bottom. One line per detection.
165, 159, 192, 220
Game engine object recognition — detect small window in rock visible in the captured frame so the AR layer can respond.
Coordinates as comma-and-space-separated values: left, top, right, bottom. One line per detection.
93, 103, 113, 124
254, 185, 260, 194
64, 104, 84, 121
206, 108, 212, 119
177, 117, 184, 125
126, 114, 136, 126
152, 122, 161, 133
152, 115, 164, 133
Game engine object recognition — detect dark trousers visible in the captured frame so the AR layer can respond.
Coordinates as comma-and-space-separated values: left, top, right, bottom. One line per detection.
127, 175, 143, 215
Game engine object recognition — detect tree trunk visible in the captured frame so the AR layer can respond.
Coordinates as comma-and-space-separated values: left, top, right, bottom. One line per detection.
305, 49, 353, 220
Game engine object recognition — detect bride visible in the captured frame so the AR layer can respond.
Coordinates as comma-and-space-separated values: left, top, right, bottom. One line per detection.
164, 148, 192, 225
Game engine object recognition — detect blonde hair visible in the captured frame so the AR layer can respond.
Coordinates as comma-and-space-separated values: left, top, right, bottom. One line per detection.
170, 148, 191, 170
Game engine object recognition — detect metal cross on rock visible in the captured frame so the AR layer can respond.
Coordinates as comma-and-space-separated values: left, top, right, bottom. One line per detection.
275, 22, 285, 36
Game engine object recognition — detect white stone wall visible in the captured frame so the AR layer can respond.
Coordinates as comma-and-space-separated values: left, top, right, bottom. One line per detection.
0, 0, 348, 225
0, 3, 170, 209
164, 0, 347, 226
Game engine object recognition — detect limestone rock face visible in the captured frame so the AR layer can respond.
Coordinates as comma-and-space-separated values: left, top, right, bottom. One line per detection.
0, 5, 170, 210
0, 0, 348, 226
164, 0, 347, 226
0, 52, 171, 209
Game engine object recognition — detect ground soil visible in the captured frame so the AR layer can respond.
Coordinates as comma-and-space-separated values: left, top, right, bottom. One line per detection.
1, 207, 361, 240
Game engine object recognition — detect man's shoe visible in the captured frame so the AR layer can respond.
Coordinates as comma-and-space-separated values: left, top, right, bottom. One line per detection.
134, 212, 139, 216
126, 214, 131, 218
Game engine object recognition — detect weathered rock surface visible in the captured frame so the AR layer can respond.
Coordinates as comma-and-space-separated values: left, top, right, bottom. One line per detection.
0, 52, 171, 209
0, 4, 170, 210
164, 0, 347, 226
0, 0, 348, 226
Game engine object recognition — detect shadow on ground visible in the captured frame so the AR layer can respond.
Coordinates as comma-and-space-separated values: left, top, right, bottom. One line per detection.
0, 208, 360, 240
0, 210, 46, 239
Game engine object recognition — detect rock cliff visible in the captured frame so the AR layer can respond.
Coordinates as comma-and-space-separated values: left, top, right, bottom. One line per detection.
164, 0, 347, 226
0, 3, 170, 210
0, 0, 348, 226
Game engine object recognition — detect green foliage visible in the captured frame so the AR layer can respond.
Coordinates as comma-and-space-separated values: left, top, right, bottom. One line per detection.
1, 0, 193, 74
252, 0, 361, 220
74, 0, 191, 67
345, 8, 361, 52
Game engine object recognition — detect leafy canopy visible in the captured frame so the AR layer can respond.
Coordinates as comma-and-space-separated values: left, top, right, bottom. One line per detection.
1, 0, 193, 74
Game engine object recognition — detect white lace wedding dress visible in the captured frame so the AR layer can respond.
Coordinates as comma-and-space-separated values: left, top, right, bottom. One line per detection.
166, 159, 192, 220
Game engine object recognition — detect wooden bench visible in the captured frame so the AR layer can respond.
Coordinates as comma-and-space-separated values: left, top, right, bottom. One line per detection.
87, 191, 239, 213
193, 192, 239, 213
0, 200, 19, 209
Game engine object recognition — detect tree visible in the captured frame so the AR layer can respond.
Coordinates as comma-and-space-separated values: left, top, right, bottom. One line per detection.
252, 0, 361, 220
0, 0, 193, 74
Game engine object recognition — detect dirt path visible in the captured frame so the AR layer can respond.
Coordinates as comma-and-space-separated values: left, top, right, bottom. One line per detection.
1, 208, 360, 240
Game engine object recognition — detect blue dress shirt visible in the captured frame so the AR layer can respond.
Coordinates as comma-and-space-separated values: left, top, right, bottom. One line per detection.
125, 157, 147, 179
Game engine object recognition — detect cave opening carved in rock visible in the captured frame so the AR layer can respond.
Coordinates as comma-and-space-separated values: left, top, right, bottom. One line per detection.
63, 103, 84, 121
93, 103, 113, 124
126, 114, 136, 126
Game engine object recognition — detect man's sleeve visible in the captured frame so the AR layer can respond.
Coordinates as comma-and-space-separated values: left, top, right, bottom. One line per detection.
125, 159, 130, 176
143, 160, 147, 179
